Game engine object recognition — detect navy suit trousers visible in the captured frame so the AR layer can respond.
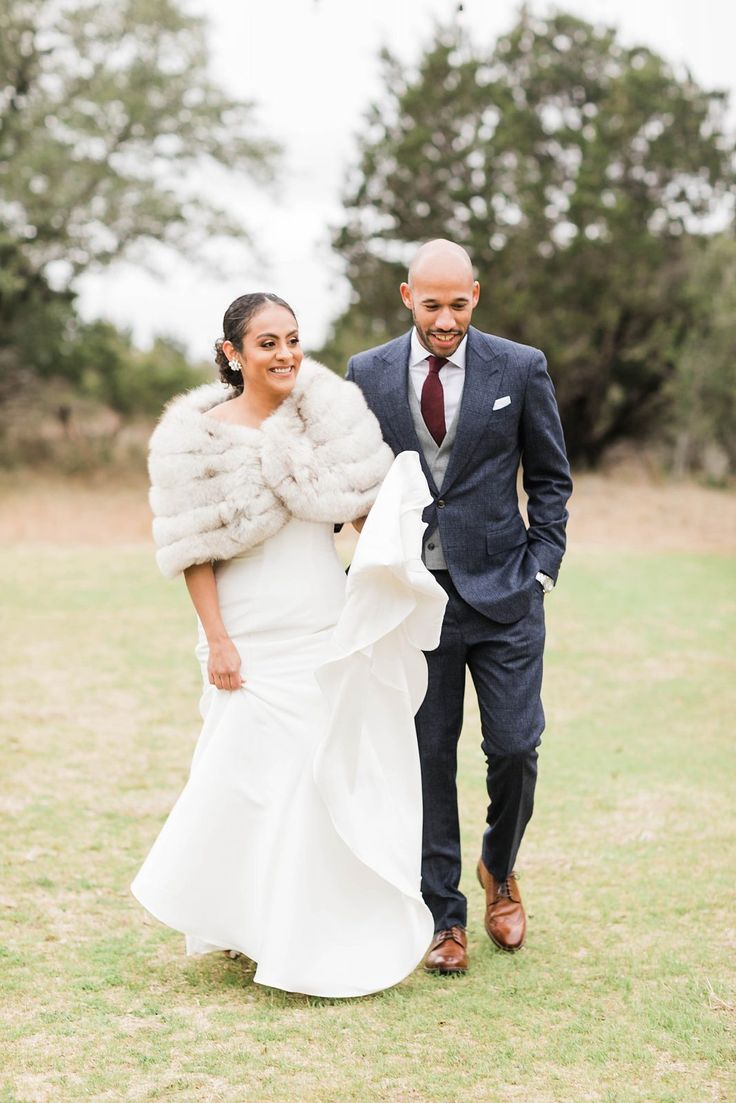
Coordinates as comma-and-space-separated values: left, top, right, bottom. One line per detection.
416, 570, 545, 931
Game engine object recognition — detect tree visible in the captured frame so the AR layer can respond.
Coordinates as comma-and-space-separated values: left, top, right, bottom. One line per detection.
0, 0, 277, 406
324, 10, 735, 464
669, 235, 736, 477
55, 319, 207, 416
0, 238, 76, 404
0, 0, 275, 280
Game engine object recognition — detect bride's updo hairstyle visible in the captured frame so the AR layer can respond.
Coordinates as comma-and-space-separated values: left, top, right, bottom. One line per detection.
214, 292, 298, 396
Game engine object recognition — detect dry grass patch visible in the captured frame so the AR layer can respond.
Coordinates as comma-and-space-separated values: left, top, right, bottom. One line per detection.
1, 514, 735, 1101
2, 468, 736, 553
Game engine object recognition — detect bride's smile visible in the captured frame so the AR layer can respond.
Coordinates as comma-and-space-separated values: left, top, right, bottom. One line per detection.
237, 304, 303, 397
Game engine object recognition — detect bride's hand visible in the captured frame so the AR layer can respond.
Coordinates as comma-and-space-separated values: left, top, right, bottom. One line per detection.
208, 636, 245, 691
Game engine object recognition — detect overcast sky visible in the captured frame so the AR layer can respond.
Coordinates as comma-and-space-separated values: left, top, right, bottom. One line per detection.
76, 0, 736, 361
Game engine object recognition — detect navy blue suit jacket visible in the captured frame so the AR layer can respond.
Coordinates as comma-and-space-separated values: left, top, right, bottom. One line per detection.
347, 327, 573, 623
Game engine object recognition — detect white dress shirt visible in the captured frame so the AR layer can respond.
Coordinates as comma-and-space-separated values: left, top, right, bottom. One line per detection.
408, 329, 467, 430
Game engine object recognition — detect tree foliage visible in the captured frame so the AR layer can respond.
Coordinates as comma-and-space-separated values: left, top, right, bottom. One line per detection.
0, 0, 275, 282
324, 10, 735, 464
0, 0, 276, 431
669, 235, 736, 477
54, 319, 207, 416
0, 312, 207, 469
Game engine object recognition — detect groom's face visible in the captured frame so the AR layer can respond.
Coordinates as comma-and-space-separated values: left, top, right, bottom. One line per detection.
400, 264, 480, 359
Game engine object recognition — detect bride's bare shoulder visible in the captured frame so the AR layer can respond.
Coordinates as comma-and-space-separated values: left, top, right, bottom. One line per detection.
203, 398, 262, 430
204, 401, 235, 422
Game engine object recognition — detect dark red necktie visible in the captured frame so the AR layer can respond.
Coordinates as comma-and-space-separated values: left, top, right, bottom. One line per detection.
421, 356, 447, 445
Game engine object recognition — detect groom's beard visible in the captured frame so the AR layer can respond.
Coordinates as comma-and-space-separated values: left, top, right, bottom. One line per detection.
412, 317, 466, 358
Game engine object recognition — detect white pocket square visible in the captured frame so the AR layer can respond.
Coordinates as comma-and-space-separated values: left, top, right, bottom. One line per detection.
493, 395, 511, 411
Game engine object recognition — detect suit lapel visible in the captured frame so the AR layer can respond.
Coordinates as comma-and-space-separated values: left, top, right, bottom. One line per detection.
377, 333, 440, 495
439, 328, 506, 494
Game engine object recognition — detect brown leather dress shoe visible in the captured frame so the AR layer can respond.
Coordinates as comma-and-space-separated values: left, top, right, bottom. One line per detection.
476, 857, 526, 952
424, 926, 468, 974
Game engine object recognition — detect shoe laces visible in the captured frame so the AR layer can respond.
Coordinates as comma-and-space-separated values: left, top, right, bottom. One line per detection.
496, 872, 519, 899
435, 927, 464, 945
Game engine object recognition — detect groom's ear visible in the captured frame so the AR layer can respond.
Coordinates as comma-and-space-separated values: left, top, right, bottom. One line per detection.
399, 282, 413, 310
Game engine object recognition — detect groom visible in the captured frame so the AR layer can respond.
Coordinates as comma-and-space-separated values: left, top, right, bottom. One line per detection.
347, 240, 572, 973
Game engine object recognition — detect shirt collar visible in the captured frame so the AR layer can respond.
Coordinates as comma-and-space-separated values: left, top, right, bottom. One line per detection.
410, 327, 468, 371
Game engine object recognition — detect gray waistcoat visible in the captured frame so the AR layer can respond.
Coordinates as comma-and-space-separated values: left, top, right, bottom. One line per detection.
407, 379, 461, 570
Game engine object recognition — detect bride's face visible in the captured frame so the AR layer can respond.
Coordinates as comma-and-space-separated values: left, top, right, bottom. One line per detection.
236, 304, 303, 400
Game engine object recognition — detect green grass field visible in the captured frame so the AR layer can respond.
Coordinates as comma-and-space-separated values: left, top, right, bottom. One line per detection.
1, 545, 734, 1102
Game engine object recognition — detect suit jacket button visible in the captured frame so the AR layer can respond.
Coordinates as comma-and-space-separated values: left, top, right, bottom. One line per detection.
427, 542, 435, 550
437, 499, 445, 507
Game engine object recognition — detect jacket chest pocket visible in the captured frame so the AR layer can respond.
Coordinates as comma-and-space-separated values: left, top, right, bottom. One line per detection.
489, 401, 519, 440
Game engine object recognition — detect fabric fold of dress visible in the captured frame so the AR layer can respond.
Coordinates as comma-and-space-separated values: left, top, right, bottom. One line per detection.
131, 451, 448, 997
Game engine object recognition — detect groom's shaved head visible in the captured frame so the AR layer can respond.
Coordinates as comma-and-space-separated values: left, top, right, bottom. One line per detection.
407, 239, 475, 287
401, 239, 480, 359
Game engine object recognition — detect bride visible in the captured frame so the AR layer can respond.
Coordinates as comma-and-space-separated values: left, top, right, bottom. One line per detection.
131, 292, 447, 997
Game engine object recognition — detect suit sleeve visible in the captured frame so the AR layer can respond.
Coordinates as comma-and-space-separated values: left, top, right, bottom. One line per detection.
520, 352, 573, 580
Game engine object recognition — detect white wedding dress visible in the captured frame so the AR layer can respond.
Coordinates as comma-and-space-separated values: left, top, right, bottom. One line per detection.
131, 452, 447, 997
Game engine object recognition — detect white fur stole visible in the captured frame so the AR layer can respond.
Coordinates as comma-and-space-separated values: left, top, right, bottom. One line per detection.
148, 358, 393, 578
